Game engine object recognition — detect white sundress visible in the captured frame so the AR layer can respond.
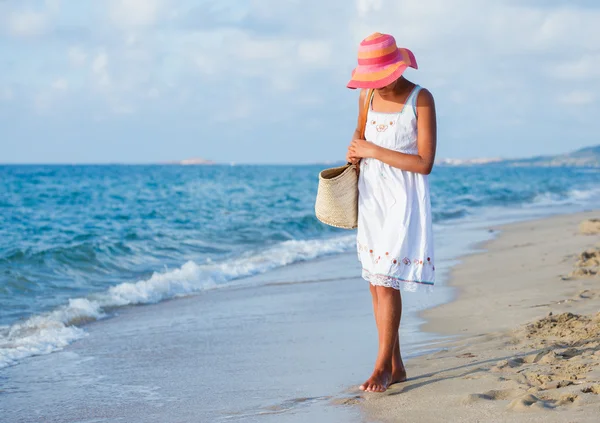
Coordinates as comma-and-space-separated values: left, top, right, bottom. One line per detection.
357, 84, 435, 292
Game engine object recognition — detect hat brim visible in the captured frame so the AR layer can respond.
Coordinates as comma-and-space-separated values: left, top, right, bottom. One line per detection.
347, 62, 408, 89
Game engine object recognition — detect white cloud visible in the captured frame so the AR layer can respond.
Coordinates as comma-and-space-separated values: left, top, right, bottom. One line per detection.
235, 36, 291, 61
147, 87, 160, 99
356, 0, 383, 18
112, 103, 135, 115
558, 90, 595, 105
297, 41, 332, 66
52, 78, 68, 91
68, 47, 87, 67
549, 55, 600, 80
45, 0, 62, 13
91, 51, 110, 87
192, 53, 220, 76
34, 92, 50, 111
270, 76, 294, 93
109, 0, 162, 28
6, 10, 47, 37
1, 87, 14, 101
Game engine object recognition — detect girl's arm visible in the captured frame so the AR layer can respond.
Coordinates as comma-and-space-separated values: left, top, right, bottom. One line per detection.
348, 89, 437, 175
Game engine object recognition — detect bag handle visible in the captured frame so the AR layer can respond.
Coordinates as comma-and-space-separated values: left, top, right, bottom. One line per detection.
347, 89, 374, 166
358, 88, 374, 140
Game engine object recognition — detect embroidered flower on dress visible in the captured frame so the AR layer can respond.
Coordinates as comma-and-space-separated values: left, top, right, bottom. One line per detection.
376, 124, 388, 132
357, 244, 434, 271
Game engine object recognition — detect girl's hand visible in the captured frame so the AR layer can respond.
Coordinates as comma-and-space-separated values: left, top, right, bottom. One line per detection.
345, 150, 361, 175
348, 139, 379, 160
346, 150, 360, 165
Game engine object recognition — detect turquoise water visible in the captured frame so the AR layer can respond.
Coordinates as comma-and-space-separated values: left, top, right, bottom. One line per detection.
1, 164, 600, 368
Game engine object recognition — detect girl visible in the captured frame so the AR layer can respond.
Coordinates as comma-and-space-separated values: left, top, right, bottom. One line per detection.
346, 32, 437, 393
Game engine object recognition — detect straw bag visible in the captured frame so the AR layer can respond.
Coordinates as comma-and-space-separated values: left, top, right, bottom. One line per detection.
315, 89, 373, 229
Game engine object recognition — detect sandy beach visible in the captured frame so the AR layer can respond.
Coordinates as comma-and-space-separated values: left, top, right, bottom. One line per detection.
361, 211, 600, 422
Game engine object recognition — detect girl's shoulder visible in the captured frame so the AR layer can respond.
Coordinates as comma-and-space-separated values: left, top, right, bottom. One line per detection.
415, 86, 434, 108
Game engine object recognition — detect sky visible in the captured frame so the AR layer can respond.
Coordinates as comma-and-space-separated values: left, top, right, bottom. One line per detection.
1, 0, 599, 164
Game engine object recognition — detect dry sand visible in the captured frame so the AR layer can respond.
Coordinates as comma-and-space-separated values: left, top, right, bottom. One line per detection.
358, 212, 600, 422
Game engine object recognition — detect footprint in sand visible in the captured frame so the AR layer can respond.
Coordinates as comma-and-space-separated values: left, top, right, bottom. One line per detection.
507, 394, 554, 411
330, 396, 363, 406
569, 267, 598, 278
566, 247, 600, 278
506, 392, 581, 411
579, 218, 600, 235
456, 352, 477, 359
574, 289, 600, 300
582, 384, 600, 395
525, 350, 559, 364
462, 388, 524, 405
540, 380, 573, 390
490, 357, 525, 372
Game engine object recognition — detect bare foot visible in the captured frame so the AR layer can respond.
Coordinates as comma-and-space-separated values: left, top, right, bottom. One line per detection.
359, 368, 392, 392
391, 352, 407, 384
390, 367, 407, 385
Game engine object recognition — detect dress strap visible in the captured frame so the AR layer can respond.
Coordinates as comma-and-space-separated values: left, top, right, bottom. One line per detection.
407, 85, 422, 108
408, 85, 422, 116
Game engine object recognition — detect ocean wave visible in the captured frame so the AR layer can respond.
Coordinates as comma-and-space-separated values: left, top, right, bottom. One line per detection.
0, 235, 354, 369
432, 186, 600, 224
1, 241, 133, 265
529, 187, 600, 208
433, 208, 468, 221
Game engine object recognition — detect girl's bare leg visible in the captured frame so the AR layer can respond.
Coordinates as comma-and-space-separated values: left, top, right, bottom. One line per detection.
360, 285, 404, 392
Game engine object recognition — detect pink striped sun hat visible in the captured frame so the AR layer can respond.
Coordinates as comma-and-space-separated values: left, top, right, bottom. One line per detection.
347, 32, 418, 89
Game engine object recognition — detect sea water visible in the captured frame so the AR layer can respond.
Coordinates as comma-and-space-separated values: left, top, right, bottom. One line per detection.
1, 164, 600, 369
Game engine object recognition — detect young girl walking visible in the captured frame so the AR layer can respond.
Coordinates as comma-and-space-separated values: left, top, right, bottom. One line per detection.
346, 32, 437, 393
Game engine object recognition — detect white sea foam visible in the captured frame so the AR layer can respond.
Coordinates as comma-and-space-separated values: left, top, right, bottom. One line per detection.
0, 298, 106, 369
530, 186, 600, 208
0, 235, 355, 369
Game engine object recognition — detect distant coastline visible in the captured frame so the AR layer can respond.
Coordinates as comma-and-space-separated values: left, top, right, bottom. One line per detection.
162, 157, 217, 165
3, 144, 597, 167
437, 144, 600, 168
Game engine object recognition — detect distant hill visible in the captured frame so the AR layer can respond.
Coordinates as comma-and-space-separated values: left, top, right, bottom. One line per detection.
505, 145, 600, 167
438, 145, 600, 168
163, 157, 216, 165
436, 157, 504, 166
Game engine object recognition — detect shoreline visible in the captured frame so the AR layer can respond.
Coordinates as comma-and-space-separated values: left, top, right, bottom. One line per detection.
361, 210, 600, 422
